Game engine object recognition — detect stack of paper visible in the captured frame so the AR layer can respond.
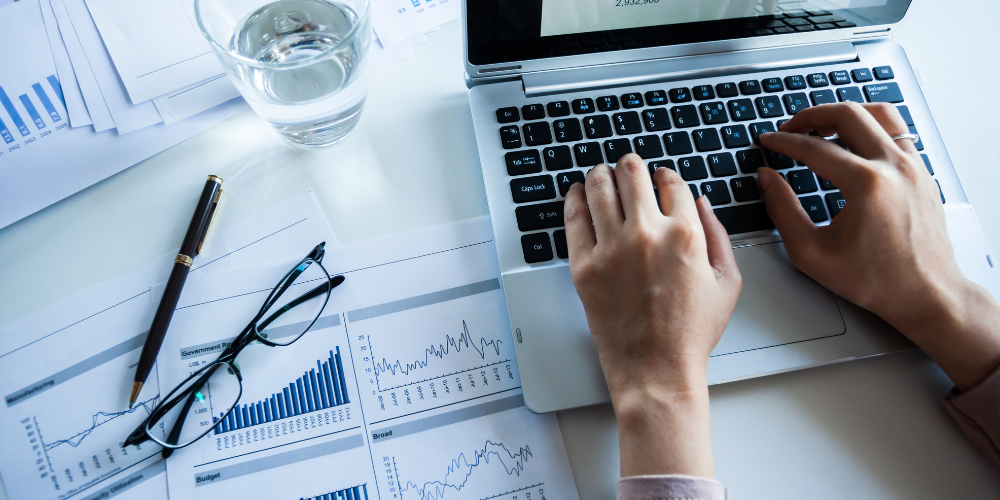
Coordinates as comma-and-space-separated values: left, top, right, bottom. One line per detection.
371, 0, 460, 48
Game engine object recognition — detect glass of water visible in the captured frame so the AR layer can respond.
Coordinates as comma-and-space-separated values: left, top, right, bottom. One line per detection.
195, 0, 372, 147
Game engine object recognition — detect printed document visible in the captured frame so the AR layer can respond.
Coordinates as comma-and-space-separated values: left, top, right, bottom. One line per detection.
372, 0, 459, 47
157, 217, 581, 500
38, 0, 91, 128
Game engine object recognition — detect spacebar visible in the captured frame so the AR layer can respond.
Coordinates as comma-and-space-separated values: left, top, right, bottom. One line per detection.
713, 203, 775, 235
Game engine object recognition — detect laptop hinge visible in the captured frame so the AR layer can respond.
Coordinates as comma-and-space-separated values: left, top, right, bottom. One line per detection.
521, 41, 859, 97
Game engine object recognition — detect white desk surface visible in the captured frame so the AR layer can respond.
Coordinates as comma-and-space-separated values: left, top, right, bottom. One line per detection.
2, 1, 1000, 498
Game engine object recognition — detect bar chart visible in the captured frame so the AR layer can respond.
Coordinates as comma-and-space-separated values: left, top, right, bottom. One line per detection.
301, 483, 369, 500
0, 75, 65, 147
213, 348, 351, 435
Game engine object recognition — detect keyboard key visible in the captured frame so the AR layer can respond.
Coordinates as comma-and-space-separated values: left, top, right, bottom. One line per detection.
799, 195, 829, 222
497, 107, 519, 123
829, 70, 851, 85
633, 135, 664, 159
795, 25, 816, 32
815, 23, 837, 30
810, 89, 837, 105
511, 175, 556, 203
556, 170, 586, 196
553, 119, 583, 142
663, 132, 694, 155
737, 149, 765, 173
671, 105, 701, 128
864, 82, 904, 103
613, 111, 643, 134
787, 169, 818, 193
721, 125, 752, 148
716, 82, 739, 98
692, 128, 722, 152
739, 80, 762, 95
603, 139, 632, 163
516, 201, 564, 231
678, 156, 709, 181
909, 125, 924, 151
573, 142, 604, 166
837, 87, 865, 103
649, 160, 676, 177
642, 108, 672, 131
523, 122, 553, 146
714, 203, 775, 234
521, 104, 545, 120
707, 153, 738, 177
701, 181, 732, 206
784, 17, 810, 26
784, 75, 807, 90
728, 99, 757, 121
689, 184, 699, 199
597, 95, 620, 111
699, 102, 729, 125
851, 68, 874, 83
500, 125, 522, 149
621, 92, 644, 108
765, 149, 794, 169
920, 154, 934, 175
873, 66, 895, 80
693, 85, 716, 100
762, 78, 785, 93
572, 98, 595, 114
583, 114, 613, 138
506, 150, 542, 176
543, 145, 573, 171
755, 96, 784, 118
554, 230, 568, 259
936, 179, 945, 203
521, 233, 553, 263
807, 73, 830, 87
730, 176, 761, 202
783, 93, 811, 114
818, 176, 837, 190
547, 101, 570, 117
897, 105, 914, 126
825, 192, 846, 217
835, 20, 856, 28
749, 121, 776, 145
669, 88, 692, 103
645, 90, 668, 106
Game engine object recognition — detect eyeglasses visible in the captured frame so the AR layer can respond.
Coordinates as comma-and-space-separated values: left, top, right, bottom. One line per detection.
123, 242, 344, 457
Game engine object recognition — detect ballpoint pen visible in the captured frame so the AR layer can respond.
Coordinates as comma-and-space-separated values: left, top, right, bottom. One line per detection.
129, 175, 223, 408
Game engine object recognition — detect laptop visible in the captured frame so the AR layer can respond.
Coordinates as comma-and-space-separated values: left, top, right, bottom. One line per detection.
464, 0, 1000, 413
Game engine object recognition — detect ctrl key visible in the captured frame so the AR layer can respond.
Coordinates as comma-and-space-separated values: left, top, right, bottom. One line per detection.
521, 233, 553, 263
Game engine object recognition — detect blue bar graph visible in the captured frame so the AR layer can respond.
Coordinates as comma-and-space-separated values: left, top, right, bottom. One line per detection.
300, 484, 368, 500
0, 116, 13, 144
214, 348, 350, 435
18, 94, 45, 130
32, 83, 61, 123
0, 87, 30, 136
46, 75, 65, 108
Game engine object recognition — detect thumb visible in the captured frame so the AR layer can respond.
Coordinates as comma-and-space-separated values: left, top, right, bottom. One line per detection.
758, 168, 819, 263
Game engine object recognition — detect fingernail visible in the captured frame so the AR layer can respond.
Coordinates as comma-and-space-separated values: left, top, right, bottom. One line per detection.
758, 168, 772, 191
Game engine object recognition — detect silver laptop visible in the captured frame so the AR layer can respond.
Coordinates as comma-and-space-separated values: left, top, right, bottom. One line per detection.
464, 0, 1000, 413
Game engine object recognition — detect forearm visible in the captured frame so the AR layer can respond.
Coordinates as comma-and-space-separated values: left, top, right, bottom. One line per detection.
613, 381, 715, 478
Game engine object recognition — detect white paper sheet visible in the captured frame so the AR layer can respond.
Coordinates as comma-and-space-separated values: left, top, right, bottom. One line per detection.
48, 0, 115, 131
0, 193, 338, 500
84, 0, 225, 104
156, 217, 581, 500
38, 0, 91, 128
56, 0, 163, 134
371, 0, 459, 46
152, 74, 241, 125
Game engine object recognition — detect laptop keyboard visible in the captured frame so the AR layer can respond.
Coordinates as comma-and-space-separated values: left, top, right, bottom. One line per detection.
495, 65, 944, 264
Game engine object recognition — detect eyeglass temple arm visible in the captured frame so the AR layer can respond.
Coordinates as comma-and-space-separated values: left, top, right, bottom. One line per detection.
256, 275, 344, 333
160, 387, 202, 459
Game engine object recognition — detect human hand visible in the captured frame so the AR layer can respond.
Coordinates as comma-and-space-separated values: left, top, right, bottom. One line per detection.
563, 154, 741, 477
759, 102, 1000, 390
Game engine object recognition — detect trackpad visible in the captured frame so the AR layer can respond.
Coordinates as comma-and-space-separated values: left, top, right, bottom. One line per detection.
712, 242, 846, 356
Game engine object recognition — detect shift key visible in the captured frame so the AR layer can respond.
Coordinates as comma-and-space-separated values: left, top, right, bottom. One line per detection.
864, 82, 904, 103
516, 201, 564, 231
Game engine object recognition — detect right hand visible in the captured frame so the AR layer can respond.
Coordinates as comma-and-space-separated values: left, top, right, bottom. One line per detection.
759, 102, 1000, 391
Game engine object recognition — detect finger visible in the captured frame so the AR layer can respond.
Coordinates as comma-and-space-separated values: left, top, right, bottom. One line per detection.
861, 103, 920, 157
696, 196, 740, 282
612, 154, 660, 222
757, 168, 819, 259
585, 164, 624, 240
652, 165, 699, 220
777, 103, 900, 161
759, 131, 864, 194
563, 182, 596, 259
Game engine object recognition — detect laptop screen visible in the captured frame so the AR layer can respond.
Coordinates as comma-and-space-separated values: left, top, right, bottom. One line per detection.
467, 0, 911, 66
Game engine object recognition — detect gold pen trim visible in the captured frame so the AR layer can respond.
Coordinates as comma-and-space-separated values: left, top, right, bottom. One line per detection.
175, 254, 194, 266
207, 174, 223, 184
129, 381, 144, 409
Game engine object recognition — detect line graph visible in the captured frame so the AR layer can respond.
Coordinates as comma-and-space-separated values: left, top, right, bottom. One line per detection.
42, 395, 159, 452
396, 440, 535, 500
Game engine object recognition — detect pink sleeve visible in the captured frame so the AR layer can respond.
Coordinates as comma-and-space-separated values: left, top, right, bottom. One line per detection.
617, 474, 729, 500
942, 365, 1000, 468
